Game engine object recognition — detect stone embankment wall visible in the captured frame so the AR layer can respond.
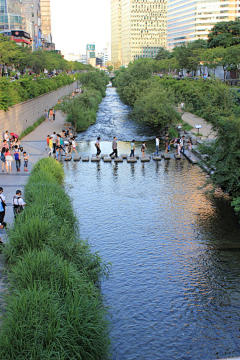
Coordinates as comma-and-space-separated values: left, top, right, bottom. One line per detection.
0, 81, 78, 135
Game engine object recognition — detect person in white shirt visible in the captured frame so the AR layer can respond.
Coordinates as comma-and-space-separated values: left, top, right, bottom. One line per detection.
70, 137, 78, 156
154, 136, 160, 156
12, 190, 26, 218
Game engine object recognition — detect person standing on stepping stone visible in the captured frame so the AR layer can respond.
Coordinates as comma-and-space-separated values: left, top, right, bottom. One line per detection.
154, 136, 160, 155
109, 137, 118, 158
95, 137, 101, 157
130, 140, 135, 157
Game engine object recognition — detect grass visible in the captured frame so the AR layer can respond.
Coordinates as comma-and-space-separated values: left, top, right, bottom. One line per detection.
0, 158, 111, 359
181, 122, 194, 131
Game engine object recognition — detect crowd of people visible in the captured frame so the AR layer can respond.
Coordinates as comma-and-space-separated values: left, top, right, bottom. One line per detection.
1, 130, 29, 173
45, 127, 78, 158
44, 108, 56, 122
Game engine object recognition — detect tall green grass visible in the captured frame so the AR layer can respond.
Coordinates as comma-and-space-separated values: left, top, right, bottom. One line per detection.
0, 158, 111, 359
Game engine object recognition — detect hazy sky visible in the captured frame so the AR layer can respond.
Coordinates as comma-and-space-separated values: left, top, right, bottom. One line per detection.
50, 0, 111, 54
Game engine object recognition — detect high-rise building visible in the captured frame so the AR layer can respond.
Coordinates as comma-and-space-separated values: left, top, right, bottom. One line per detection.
0, 0, 33, 45
86, 44, 95, 64
167, 0, 240, 49
111, 0, 167, 65
20, 0, 42, 50
40, 0, 51, 43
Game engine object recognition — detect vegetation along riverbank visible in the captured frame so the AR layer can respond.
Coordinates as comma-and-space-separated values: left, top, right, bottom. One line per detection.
58, 70, 109, 132
113, 59, 240, 219
0, 158, 111, 359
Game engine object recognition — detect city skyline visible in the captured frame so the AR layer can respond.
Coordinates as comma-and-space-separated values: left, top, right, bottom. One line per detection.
50, 0, 111, 54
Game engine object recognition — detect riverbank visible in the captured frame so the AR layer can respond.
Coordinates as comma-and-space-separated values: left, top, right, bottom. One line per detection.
0, 157, 111, 359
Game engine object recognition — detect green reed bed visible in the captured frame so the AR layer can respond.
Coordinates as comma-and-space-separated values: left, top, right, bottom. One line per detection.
0, 158, 111, 360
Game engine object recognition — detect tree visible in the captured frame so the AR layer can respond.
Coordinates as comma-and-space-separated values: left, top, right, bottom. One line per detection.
208, 19, 240, 48
155, 47, 172, 60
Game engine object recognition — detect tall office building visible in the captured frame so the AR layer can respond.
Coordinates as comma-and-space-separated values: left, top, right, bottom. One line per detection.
0, 0, 33, 44
20, 0, 42, 50
167, 0, 240, 49
111, 0, 167, 65
40, 0, 51, 42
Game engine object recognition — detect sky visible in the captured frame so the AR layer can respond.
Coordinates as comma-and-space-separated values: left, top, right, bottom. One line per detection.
50, 0, 111, 54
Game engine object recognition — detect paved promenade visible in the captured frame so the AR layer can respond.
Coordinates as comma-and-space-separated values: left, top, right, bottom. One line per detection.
1, 111, 66, 229
181, 111, 216, 139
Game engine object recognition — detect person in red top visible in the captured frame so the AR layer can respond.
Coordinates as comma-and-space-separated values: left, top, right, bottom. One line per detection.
45, 135, 50, 151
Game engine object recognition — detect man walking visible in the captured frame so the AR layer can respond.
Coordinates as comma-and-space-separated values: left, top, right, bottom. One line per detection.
51, 132, 57, 154
109, 136, 118, 158
12, 190, 26, 218
180, 136, 185, 155
154, 136, 160, 155
95, 137, 101, 157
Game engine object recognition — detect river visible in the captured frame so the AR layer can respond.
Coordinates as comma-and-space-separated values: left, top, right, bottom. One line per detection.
64, 87, 240, 360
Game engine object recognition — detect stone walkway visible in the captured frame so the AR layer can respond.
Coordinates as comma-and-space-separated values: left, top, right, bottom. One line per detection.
1, 111, 67, 231
181, 111, 216, 139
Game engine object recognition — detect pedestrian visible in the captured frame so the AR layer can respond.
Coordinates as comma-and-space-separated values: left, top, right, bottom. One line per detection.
177, 139, 181, 156
71, 137, 78, 156
141, 141, 147, 157
45, 135, 50, 151
154, 136, 160, 155
5, 148, 13, 173
164, 136, 169, 154
109, 136, 118, 158
12, 190, 26, 218
188, 139, 192, 157
0, 221, 6, 246
130, 140, 135, 157
51, 132, 57, 154
0, 187, 6, 224
44, 109, 48, 121
52, 108, 55, 121
1, 139, 9, 151
1, 147, 6, 172
4, 131, 10, 148
95, 137, 101, 157
14, 145, 21, 171
49, 109, 53, 122
23, 152, 29, 172
48, 136, 53, 157
180, 136, 185, 155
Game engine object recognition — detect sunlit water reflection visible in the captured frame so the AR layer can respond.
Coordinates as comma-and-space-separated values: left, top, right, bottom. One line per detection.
64, 87, 240, 360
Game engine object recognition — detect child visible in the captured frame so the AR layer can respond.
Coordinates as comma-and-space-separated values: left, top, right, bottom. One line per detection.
5, 148, 13, 173
23, 152, 29, 172
188, 139, 192, 157
141, 141, 147, 158
71, 137, 78, 156
45, 135, 50, 151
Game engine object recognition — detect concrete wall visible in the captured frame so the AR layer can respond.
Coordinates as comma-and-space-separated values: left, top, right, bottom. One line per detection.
0, 81, 78, 136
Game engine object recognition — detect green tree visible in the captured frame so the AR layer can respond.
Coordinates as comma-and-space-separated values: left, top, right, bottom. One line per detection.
208, 19, 240, 48
155, 47, 172, 60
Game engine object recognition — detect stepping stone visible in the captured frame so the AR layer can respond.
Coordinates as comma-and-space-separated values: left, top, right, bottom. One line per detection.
134, 154, 140, 159
127, 157, 137, 163
101, 154, 108, 159
73, 156, 81, 161
114, 157, 123, 162
120, 154, 128, 159
153, 155, 162, 161
174, 154, 182, 160
82, 156, 89, 162
141, 156, 151, 162
103, 157, 112, 162
162, 154, 171, 159
64, 156, 72, 161
91, 156, 101, 162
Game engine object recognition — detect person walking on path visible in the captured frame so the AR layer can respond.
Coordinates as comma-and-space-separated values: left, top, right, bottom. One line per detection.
141, 141, 147, 157
109, 137, 118, 158
95, 137, 101, 157
5, 148, 13, 173
12, 190, 26, 218
14, 145, 21, 172
23, 152, 29, 172
51, 132, 57, 154
49, 109, 53, 122
130, 140, 135, 157
52, 108, 56, 121
154, 136, 160, 155
0, 187, 6, 224
48, 136, 53, 157
4, 131, 10, 148
1, 147, 6, 172
45, 135, 50, 151
44, 109, 48, 122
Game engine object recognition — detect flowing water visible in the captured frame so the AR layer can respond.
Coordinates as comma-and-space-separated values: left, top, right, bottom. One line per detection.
64, 87, 240, 360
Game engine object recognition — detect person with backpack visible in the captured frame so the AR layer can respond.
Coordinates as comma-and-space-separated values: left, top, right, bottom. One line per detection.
12, 190, 26, 218
14, 145, 21, 172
